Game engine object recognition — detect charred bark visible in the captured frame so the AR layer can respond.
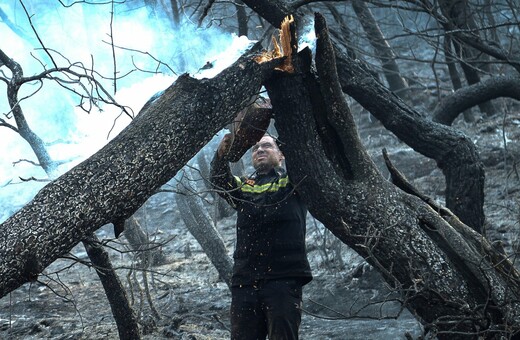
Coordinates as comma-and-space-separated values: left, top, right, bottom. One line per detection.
265, 13, 520, 337
83, 235, 140, 340
432, 75, 520, 125
0, 49, 282, 297
1, 47, 142, 336
235, 0, 248, 36
333, 47, 485, 233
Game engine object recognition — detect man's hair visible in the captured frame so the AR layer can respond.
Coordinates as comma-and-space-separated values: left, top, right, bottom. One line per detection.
262, 134, 283, 150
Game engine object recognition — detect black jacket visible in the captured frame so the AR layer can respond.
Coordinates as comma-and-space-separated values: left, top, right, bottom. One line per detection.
210, 153, 312, 287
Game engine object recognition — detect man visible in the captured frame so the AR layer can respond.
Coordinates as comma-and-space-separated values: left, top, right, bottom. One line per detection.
210, 132, 312, 340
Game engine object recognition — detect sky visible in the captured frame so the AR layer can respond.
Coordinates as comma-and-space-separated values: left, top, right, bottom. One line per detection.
0, 0, 254, 222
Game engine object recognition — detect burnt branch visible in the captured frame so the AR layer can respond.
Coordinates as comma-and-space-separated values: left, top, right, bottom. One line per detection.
433, 75, 520, 125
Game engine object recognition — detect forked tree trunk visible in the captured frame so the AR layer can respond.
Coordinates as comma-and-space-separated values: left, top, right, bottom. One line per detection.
333, 46, 486, 234
2, 5, 519, 338
0, 49, 282, 298
265, 13, 520, 338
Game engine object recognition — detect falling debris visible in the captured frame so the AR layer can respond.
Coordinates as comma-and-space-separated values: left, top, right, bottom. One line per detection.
200, 61, 214, 70
254, 15, 296, 72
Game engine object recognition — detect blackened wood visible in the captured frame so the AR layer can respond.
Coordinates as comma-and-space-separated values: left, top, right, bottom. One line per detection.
240, 0, 485, 233
334, 39, 485, 233
265, 12, 520, 337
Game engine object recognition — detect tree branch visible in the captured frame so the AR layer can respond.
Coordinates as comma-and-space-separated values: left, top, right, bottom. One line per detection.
433, 75, 520, 125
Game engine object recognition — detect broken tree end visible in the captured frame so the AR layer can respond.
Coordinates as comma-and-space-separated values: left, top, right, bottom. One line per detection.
254, 15, 296, 73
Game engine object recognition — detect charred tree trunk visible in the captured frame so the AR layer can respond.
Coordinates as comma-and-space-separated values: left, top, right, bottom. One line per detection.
351, 0, 408, 96
240, 0, 485, 233
333, 48, 485, 233
83, 235, 140, 340
0, 49, 282, 297
325, 4, 357, 60
1, 48, 141, 336
265, 13, 520, 338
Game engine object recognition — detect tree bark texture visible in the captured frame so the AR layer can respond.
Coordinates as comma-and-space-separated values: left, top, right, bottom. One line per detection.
83, 235, 140, 340
1, 48, 141, 338
333, 48, 485, 234
0, 50, 282, 297
265, 13, 520, 337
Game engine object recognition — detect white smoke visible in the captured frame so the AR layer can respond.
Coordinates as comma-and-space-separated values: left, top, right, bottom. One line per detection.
0, 1, 254, 222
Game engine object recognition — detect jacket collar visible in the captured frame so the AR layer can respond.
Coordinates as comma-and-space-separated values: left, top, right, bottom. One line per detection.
251, 166, 286, 180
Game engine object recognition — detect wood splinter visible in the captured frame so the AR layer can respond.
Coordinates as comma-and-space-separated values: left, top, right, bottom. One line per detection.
254, 15, 296, 73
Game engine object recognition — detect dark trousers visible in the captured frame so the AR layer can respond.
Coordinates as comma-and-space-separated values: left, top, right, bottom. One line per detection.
230, 279, 303, 340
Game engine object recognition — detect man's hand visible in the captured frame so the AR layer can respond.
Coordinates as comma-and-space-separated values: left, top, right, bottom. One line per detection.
217, 133, 233, 160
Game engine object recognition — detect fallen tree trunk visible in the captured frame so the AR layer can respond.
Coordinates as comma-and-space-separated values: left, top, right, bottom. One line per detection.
0, 49, 282, 298
265, 13, 520, 338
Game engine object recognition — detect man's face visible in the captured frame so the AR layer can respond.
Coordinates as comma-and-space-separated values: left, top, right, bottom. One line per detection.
251, 136, 285, 174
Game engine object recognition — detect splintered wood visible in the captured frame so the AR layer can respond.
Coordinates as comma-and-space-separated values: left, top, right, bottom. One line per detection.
254, 15, 295, 73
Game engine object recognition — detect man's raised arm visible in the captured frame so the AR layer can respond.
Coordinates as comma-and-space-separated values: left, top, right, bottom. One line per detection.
210, 133, 242, 208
